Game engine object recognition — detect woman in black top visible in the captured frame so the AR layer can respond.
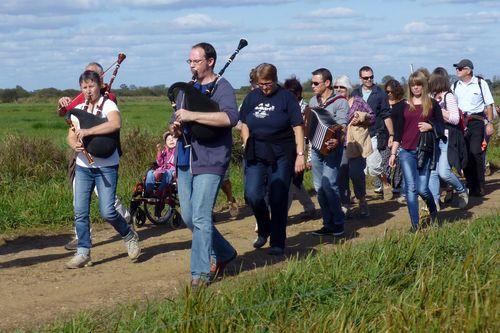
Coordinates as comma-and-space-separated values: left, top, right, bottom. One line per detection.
240, 63, 305, 255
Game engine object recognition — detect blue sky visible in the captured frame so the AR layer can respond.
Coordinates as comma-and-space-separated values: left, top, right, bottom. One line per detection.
1, 0, 499, 90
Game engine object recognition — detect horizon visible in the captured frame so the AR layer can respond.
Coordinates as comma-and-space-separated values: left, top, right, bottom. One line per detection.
1, 0, 499, 91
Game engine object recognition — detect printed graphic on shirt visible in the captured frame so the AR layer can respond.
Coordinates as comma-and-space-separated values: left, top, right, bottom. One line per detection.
253, 103, 275, 119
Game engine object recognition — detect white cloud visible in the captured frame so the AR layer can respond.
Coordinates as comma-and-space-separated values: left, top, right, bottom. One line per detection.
171, 13, 232, 31
0, 0, 101, 15
112, 0, 297, 9
0, 14, 75, 31
300, 7, 358, 18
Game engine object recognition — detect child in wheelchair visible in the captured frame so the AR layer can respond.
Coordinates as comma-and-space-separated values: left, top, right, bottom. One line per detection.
145, 131, 177, 197
130, 131, 181, 228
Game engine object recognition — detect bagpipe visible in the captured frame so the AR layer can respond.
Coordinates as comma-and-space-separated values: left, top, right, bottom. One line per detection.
65, 53, 126, 164
304, 96, 346, 156
167, 39, 248, 145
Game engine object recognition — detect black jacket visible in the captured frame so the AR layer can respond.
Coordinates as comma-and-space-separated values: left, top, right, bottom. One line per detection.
352, 85, 391, 149
446, 124, 467, 174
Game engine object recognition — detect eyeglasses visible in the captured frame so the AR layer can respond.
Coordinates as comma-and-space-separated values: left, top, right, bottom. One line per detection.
258, 82, 274, 88
311, 81, 322, 86
361, 75, 374, 80
186, 59, 205, 65
455, 67, 469, 71
333, 85, 346, 90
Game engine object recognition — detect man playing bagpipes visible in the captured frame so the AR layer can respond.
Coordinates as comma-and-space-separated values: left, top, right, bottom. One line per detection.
169, 42, 240, 288
64, 70, 140, 268
307, 68, 349, 237
57, 62, 131, 252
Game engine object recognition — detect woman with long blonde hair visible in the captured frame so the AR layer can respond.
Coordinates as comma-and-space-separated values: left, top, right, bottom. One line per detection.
388, 71, 445, 230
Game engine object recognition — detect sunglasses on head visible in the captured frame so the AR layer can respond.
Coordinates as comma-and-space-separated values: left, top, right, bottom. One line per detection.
311, 81, 321, 86
361, 75, 374, 80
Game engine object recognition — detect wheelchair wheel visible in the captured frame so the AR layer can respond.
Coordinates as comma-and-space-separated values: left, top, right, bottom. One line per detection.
170, 210, 183, 229
144, 201, 171, 225
132, 207, 146, 227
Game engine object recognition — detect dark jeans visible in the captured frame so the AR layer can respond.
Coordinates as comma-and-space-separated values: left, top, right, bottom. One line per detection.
338, 150, 366, 204
245, 156, 293, 249
464, 119, 485, 192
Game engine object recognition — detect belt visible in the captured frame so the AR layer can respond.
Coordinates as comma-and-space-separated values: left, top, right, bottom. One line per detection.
464, 113, 484, 122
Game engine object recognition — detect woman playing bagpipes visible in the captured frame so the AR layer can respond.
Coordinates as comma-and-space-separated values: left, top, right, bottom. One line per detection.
65, 70, 140, 269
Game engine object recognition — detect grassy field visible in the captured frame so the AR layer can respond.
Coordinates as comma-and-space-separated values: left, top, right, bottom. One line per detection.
0, 98, 497, 234
42, 214, 499, 332
0, 98, 259, 233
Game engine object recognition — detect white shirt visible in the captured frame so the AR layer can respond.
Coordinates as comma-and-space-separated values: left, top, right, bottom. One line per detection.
71, 97, 120, 168
452, 76, 494, 114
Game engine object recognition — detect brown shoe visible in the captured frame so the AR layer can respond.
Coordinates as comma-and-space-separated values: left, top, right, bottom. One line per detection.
209, 251, 237, 281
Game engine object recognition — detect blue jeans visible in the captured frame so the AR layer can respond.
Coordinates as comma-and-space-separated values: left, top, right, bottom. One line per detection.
176, 166, 235, 281
145, 170, 173, 195
245, 155, 292, 249
398, 149, 437, 227
311, 147, 345, 228
74, 165, 132, 255
338, 150, 367, 204
429, 139, 466, 202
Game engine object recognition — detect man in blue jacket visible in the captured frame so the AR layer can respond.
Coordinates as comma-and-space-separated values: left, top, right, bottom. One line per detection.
170, 42, 238, 287
351, 66, 393, 198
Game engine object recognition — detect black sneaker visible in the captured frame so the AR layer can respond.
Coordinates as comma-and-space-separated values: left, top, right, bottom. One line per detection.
332, 224, 345, 236
253, 235, 268, 249
311, 227, 334, 236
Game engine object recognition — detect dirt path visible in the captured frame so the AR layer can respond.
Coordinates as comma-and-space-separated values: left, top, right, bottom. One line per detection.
1, 173, 499, 331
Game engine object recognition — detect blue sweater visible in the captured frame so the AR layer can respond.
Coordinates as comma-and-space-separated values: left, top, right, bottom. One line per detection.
171, 77, 238, 175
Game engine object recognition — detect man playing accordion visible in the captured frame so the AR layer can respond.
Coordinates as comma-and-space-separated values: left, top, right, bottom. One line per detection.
308, 68, 349, 237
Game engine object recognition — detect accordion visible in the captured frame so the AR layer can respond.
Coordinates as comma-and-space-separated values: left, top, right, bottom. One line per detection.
304, 106, 344, 156
66, 108, 119, 159
167, 82, 229, 143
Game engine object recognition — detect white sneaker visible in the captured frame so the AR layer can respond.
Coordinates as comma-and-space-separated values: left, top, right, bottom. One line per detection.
125, 230, 141, 260
65, 253, 92, 269
457, 189, 469, 209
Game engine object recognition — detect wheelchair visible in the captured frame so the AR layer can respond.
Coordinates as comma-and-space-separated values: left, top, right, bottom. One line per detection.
129, 164, 183, 229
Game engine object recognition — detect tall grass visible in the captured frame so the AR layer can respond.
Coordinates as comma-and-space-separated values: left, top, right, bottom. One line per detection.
44, 215, 499, 332
0, 128, 252, 233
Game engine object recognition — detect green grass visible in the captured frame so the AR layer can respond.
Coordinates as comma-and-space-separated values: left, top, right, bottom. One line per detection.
0, 99, 260, 233
42, 215, 499, 332
0, 97, 496, 233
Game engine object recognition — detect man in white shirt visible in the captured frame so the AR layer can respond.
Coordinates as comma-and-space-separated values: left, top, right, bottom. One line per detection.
452, 59, 495, 197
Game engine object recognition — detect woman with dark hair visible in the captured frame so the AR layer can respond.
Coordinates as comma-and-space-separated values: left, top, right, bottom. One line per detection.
428, 73, 469, 209
388, 71, 445, 230
66, 70, 140, 268
385, 79, 406, 200
240, 63, 305, 255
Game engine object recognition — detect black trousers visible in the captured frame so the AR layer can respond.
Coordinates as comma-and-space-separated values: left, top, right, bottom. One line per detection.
464, 119, 485, 192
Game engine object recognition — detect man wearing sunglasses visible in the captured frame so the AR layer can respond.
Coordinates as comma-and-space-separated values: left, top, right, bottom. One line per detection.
351, 66, 392, 198
308, 68, 349, 237
452, 59, 495, 197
